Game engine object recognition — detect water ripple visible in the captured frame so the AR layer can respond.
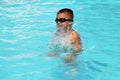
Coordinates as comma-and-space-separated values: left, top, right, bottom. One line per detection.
0, 53, 41, 61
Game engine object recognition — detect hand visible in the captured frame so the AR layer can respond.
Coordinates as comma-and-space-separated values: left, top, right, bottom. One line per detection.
48, 51, 59, 57
63, 53, 77, 63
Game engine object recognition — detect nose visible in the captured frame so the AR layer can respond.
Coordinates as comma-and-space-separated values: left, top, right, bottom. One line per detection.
57, 21, 61, 24
56, 21, 62, 25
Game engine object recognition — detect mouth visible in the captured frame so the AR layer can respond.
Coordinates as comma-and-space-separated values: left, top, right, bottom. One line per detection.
58, 26, 64, 30
57, 25, 64, 30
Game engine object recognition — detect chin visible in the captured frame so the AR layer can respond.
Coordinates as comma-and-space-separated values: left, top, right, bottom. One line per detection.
58, 28, 65, 31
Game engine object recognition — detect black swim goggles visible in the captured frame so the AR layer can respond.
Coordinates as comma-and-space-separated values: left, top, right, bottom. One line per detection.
55, 18, 73, 23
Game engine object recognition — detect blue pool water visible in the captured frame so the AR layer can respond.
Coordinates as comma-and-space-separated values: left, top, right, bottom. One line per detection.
0, 0, 120, 80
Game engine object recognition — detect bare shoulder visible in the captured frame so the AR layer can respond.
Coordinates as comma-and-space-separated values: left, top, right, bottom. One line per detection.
71, 29, 82, 52
71, 30, 80, 38
71, 29, 81, 44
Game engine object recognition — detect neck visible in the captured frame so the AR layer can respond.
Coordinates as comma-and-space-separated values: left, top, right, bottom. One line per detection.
66, 26, 72, 34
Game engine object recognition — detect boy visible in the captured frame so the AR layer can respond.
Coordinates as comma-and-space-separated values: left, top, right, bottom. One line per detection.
49, 8, 82, 63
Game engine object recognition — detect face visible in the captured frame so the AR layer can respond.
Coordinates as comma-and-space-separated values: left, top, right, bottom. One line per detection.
56, 12, 73, 31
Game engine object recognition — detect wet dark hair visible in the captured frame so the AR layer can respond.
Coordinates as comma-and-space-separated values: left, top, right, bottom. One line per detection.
57, 8, 74, 20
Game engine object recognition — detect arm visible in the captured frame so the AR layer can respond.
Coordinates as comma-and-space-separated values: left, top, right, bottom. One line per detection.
48, 50, 60, 57
73, 31, 82, 53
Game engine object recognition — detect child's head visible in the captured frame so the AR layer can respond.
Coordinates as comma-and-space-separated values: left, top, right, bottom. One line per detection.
55, 8, 74, 31
57, 8, 74, 20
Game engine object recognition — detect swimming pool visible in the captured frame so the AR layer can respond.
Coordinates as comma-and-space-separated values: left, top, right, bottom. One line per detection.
0, 0, 120, 80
